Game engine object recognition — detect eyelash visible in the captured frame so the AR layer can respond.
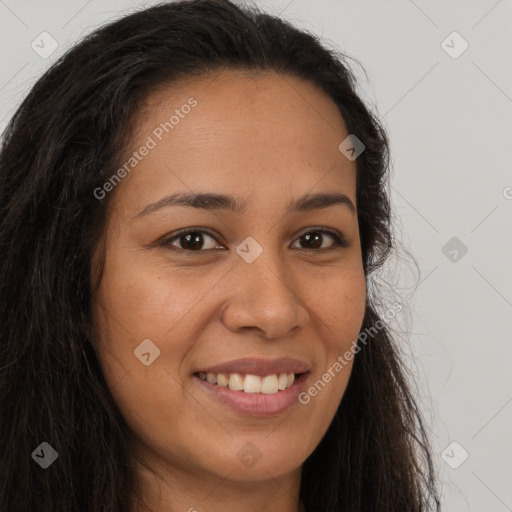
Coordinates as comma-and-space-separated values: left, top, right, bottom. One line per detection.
159, 227, 350, 253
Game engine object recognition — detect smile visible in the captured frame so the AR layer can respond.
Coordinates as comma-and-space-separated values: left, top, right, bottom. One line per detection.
192, 356, 311, 416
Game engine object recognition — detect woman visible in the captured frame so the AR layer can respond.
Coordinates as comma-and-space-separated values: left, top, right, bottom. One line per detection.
0, 1, 440, 510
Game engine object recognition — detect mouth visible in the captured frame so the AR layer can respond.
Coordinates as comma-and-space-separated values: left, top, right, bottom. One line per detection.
192, 369, 310, 417
191, 357, 311, 416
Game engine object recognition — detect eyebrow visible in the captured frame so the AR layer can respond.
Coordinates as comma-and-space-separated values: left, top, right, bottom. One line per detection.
134, 191, 356, 219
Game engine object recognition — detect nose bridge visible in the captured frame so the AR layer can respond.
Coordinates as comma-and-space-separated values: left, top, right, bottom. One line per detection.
222, 237, 307, 338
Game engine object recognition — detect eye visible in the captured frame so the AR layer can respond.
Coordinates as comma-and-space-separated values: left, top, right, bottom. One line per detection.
291, 228, 349, 251
160, 229, 223, 252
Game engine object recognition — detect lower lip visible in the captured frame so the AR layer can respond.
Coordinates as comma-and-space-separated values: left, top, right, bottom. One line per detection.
193, 373, 309, 417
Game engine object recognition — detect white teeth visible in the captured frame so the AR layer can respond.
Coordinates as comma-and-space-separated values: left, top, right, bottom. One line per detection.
228, 373, 244, 391
217, 373, 229, 387
261, 375, 279, 394
243, 374, 261, 393
197, 371, 300, 394
277, 373, 288, 390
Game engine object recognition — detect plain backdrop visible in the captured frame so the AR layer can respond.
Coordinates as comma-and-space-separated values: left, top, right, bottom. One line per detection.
1, 1, 511, 510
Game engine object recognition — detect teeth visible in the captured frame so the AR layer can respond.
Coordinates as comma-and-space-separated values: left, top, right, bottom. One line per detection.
261, 375, 279, 394
243, 374, 261, 393
228, 373, 244, 391
197, 371, 299, 394
217, 373, 229, 387
277, 373, 288, 390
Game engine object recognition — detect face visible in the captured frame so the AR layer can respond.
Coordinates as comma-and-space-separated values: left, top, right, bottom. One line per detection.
91, 69, 366, 496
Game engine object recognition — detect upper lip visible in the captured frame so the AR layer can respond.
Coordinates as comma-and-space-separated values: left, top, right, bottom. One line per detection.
194, 357, 311, 376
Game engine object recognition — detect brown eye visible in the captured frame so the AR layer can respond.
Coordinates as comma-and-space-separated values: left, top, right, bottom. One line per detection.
292, 229, 349, 250
161, 230, 221, 251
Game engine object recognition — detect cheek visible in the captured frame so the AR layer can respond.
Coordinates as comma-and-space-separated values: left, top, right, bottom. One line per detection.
90, 255, 228, 410
317, 270, 367, 347
94, 254, 216, 344
298, 270, 365, 424
90, 264, 199, 449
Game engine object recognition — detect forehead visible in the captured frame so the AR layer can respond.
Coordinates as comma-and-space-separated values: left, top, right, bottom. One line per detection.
113, 69, 356, 213
137, 68, 349, 147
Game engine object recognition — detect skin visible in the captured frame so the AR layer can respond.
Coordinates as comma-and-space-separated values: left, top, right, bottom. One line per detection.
91, 69, 367, 512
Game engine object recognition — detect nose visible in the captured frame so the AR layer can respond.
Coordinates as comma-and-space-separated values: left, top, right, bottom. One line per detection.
220, 249, 309, 340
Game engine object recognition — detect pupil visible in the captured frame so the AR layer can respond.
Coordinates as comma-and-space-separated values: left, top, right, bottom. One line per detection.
182, 232, 203, 250
303, 232, 321, 249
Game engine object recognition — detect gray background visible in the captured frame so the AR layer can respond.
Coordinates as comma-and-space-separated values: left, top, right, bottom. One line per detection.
1, 0, 511, 510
